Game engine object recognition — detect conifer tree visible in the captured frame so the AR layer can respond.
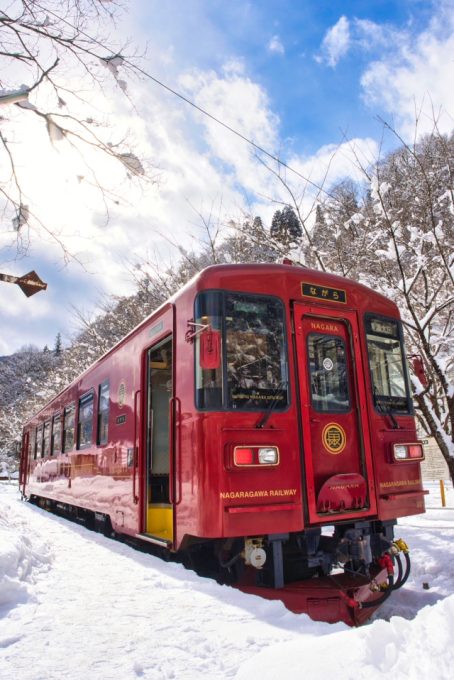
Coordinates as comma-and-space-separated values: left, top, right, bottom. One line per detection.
270, 206, 302, 249
54, 333, 62, 356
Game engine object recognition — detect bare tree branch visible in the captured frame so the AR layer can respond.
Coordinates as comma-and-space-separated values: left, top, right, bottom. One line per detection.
0, 0, 153, 262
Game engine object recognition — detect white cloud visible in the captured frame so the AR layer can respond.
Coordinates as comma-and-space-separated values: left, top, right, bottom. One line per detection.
280, 137, 379, 221
268, 35, 285, 55
318, 16, 351, 67
315, 5, 454, 137
179, 67, 280, 196
222, 58, 246, 76
289, 137, 378, 188
360, 9, 454, 138
353, 18, 399, 50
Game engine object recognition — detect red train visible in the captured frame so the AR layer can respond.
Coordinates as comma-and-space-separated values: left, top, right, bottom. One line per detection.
19, 263, 426, 625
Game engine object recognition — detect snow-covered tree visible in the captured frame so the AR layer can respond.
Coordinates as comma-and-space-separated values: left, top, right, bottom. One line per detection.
306, 182, 364, 276
270, 205, 302, 249
0, 344, 60, 461
222, 215, 280, 263
312, 129, 454, 483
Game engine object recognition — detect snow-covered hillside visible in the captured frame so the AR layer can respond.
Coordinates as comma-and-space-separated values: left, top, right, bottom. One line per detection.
1, 482, 453, 680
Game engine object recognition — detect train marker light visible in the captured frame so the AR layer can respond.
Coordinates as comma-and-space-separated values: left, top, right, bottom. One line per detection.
408, 444, 424, 459
234, 447, 254, 465
393, 443, 424, 461
233, 446, 279, 466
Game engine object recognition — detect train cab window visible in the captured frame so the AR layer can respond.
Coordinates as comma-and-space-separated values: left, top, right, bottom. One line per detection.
365, 315, 412, 414
307, 334, 350, 412
52, 414, 62, 455
36, 425, 43, 458
43, 421, 51, 457
63, 404, 75, 452
195, 291, 289, 410
97, 381, 110, 446
225, 294, 288, 410
78, 392, 94, 448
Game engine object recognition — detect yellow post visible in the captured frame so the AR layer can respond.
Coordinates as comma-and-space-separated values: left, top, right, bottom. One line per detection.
440, 479, 446, 508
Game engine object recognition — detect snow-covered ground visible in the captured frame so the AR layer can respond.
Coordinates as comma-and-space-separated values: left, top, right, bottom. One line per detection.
1, 481, 453, 680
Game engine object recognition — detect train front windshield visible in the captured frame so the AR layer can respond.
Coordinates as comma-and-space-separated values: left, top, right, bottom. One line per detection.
195, 291, 289, 410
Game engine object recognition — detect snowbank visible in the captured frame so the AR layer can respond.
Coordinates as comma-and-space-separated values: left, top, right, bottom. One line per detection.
0, 481, 453, 679
0, 497, 53, 611
236, 595, 454, 679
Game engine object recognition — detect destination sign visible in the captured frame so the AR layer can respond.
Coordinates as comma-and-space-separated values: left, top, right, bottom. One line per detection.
302, 283, 347, 304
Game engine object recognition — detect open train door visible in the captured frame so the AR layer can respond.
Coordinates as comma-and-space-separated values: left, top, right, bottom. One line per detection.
141, 305, 178, 546
294, 303, 377, 524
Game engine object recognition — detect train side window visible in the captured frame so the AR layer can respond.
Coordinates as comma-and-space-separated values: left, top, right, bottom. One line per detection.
43, 421, 51, 457
52, 414, 62, 455
36, 425, 43, 458
30, 428, 37, 460
63, 404, 75, 452
78, 392, 94, 449
97, 381, 110, 446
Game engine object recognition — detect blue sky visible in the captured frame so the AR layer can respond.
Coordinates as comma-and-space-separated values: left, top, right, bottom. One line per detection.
1, 0, 453, 355
134, 0, 442, 151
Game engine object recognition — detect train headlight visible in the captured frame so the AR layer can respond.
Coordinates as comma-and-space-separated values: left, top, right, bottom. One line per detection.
258, 447, 279, 465
394, 445, 408, 460
233, 446, 279, 466
393, 443, 424, 461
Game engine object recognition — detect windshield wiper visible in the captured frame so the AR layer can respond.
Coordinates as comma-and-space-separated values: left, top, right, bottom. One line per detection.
374, 391, 400, 429
255, 381, 287, 429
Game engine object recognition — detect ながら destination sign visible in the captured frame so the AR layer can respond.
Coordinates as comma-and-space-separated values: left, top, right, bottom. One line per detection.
302, 282, 347, 304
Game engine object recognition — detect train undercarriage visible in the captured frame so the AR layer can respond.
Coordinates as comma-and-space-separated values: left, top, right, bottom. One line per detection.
29, 494, 410, 627
184, 520, 411, 626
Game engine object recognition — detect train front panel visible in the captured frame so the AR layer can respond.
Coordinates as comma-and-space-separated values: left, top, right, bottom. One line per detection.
174, 265, 425, 581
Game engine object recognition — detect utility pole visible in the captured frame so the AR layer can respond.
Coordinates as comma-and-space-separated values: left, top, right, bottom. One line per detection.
0, 270, 47, 297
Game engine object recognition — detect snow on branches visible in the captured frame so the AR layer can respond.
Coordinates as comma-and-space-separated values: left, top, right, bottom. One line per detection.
0, 1, 148, 258
311, 126, 454, 481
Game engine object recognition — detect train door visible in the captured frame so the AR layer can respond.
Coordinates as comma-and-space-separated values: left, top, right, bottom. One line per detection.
144, 333, 175, 543
294, 304, 377, 523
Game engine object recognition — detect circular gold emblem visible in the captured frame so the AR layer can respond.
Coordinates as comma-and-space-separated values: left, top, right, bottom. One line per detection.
322, 423, 346, 454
